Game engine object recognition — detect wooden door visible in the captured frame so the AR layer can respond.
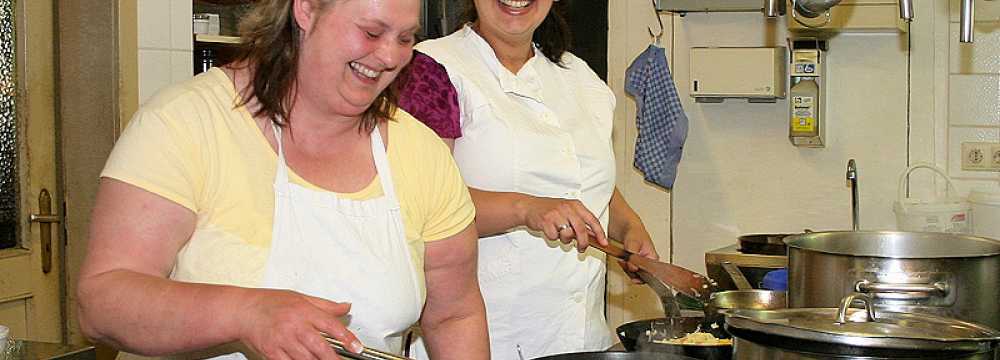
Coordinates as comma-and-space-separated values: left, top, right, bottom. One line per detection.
0, 0, 62, 343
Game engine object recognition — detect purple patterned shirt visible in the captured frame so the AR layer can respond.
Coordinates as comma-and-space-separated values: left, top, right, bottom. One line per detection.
397, 51, 461, 139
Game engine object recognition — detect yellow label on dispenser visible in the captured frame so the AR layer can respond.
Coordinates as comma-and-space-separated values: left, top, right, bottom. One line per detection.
792, 116, 816, 132
791, 95, 817, 134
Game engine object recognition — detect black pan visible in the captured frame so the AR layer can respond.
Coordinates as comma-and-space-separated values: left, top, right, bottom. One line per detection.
616, 318, 732, 360
532, 351, 698, 360
737, 233, 791, 255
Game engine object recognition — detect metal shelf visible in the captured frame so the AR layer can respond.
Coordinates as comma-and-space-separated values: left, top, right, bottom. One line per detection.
195, 34, 241, 44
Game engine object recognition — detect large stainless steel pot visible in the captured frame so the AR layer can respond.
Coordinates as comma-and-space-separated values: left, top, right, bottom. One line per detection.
784, 231, 1000, 329
725, 293, 1000, 359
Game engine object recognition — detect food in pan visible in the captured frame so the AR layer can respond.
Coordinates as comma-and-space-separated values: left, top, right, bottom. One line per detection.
650, 331, 732, 346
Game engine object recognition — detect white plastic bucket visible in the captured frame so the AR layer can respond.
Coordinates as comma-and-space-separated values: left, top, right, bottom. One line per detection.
969, 186, 1000, 240
893, 163, 971, 233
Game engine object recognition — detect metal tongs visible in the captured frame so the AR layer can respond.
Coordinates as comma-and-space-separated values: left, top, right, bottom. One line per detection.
321, 334, 412, 360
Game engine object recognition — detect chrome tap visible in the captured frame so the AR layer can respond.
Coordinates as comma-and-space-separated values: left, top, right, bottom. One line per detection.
960, 0, 974, 43
846, 159, 859, 231
764, 0, 782, 17
899, 0, 914, 22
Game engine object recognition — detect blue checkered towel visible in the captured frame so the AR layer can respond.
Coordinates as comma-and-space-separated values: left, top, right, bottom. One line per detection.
625, 44, 688, 189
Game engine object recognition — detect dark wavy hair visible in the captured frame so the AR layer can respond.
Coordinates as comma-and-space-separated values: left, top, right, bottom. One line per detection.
460, 0, 572, 66
230, 0, 397, 132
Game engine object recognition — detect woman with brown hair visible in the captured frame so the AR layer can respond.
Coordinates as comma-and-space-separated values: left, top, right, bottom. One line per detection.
410, 0, 659, 358
75, 1, 488, 359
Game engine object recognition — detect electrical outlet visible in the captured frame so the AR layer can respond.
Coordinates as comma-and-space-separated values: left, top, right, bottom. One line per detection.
962, 142, 992, 171
991, 144, 1000, 169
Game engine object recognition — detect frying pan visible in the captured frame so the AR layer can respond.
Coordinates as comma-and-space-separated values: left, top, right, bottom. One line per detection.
737, 230, 813, 255
615, 317, 732, 360
736, 233, 791, 255
532, 351, 698, 360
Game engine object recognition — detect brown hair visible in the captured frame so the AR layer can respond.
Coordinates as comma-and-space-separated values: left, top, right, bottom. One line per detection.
231, 0, 398, 132
460, 0, 572, 66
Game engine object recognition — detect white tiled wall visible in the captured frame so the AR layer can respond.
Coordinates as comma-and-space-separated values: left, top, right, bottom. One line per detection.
946, 0, 1000, 191
137, 0, 193, 104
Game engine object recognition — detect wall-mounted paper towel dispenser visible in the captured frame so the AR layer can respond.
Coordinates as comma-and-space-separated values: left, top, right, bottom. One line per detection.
689, 47, 787, 103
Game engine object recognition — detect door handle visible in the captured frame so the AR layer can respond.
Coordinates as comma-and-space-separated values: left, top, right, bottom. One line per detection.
29, 189, 59, 274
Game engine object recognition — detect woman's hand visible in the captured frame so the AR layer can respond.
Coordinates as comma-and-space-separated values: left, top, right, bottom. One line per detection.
618, 224, 659, 284
239, 289, 361, 360
515, 196, 608, 252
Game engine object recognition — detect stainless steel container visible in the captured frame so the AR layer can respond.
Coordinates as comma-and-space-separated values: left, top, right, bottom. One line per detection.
725, 294, 1000, 359
784, 231, 1000, 329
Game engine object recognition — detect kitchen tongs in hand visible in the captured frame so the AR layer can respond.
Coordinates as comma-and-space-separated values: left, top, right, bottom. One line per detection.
591, 240, 718, 304
322, 334, 412, 360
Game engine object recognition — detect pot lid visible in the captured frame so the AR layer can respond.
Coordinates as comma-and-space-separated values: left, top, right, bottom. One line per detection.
725, 294, 1000, 351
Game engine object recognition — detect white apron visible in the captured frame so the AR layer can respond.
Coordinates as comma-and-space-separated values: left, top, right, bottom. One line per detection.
416, 26, 618, 360
214, 125, 423, 359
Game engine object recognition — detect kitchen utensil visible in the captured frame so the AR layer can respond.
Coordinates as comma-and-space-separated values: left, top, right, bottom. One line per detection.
700, 261, 785, 337
591, 240, 718, 303
737, 230, 812, 256
785, 231, 1000, 330
616, 317, 733, 360
725, 293, 1000, 359
636, 271, 681, 318
701, 290, 786, 338
703, 245, 784, 292
707, 290, 785, 313
719, 262, 751, 290
531, 351, 699, 360
323, 335, 411, 360
736, 234, 790, 256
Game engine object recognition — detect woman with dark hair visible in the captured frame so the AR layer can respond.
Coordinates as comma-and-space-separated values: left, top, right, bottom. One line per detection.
410, 0, 658, 358
75, 1, 488, 359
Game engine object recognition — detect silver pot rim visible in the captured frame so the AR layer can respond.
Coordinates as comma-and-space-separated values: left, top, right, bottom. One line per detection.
784, 231, 1000, 258
725, 305, 1000, 352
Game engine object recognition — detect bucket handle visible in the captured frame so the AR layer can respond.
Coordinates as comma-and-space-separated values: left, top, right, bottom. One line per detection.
897, 163, 960, 210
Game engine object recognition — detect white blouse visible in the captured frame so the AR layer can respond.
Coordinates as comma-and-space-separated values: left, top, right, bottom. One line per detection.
416, 25, 618, 359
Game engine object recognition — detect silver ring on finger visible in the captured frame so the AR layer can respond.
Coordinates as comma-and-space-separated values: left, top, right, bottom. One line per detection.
557, 223, 571, 232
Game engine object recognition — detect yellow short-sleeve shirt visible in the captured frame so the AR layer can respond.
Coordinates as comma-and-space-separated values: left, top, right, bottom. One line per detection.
101, 68, 475, 289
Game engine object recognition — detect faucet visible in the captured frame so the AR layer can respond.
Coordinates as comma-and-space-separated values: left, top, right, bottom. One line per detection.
764, 0, 783, 17
960, 0, 974, 43
846, 159, 859, 231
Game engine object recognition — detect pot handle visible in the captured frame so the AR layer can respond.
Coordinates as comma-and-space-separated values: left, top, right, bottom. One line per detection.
836, 293, 876, 324
854, 280, 949, 299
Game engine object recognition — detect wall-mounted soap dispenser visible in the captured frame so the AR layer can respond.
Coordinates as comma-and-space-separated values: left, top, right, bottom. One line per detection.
788, 39, 826, 148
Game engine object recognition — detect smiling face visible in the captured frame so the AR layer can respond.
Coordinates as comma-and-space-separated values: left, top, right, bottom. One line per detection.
294, 0, 420, 118
472, 0, 553, 46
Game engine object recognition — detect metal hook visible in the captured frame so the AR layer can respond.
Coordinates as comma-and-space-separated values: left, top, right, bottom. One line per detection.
648, 0, 664, 43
